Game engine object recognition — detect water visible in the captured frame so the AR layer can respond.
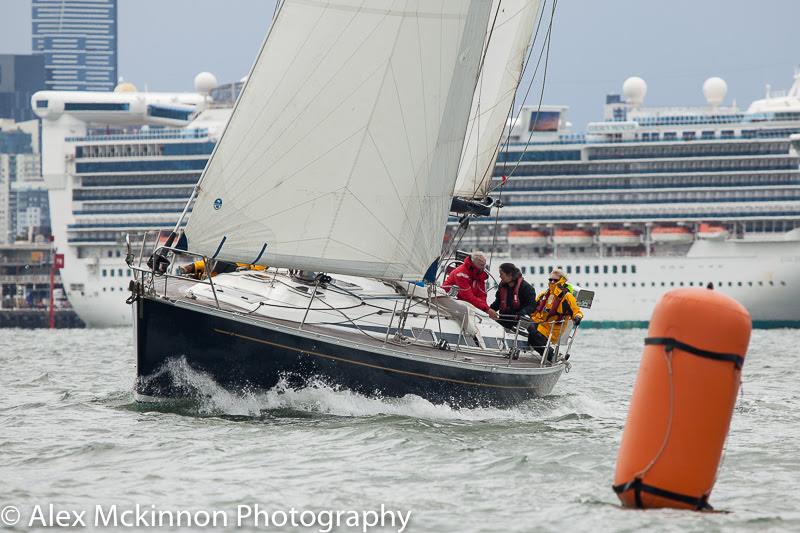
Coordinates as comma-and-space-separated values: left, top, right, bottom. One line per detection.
1, 328, 799, 532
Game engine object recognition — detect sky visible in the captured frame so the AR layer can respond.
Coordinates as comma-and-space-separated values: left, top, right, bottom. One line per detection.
0, 0, 798, 130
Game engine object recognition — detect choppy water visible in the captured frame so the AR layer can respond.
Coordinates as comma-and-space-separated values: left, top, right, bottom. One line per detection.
1, 328, 799, 532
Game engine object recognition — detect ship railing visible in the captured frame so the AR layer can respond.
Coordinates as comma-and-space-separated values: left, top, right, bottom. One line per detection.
125, 231, 223, 309
495, 314, 578, 367
125, 231, 577, 368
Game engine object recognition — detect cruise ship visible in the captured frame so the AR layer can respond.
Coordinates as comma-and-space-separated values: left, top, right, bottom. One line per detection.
33, 74, 237, 327
453, 73, 800, 327
34, 72, 800, 328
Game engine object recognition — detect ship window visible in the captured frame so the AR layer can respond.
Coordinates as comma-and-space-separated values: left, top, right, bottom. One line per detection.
622, 282, 626, 287
603, 265, 608, 274
621, 265, 627, 274
102, 269, 107, 277
679, 282, 684, 286
604, 282, 608, 287
110, 270, 115, 277
64, 102, 130, 112
539, 266, 545, 275
107, 250, 113, 257
758, 281, 763, 286
521, 266, 527, 274
781, 281, 786, 286
661, 282, 665, 287
613, 282, 617, 287
128, 269, 132, 276
631, 265, 637, 274
738, 282, 742, 286
118, 269, 123, 277
612, 265, 618, 274
147, 104, 192, 121
116, 250, 121, 257
651, 282, 656, 287
576, 266, 581, 274
728, 282, 732, 286
670, 282, 675, 286
102, 287, 106, 292
769, 281, 774, 286
566, 266, 572, 274
36, 100, 48, 108
689, 282, 694, 286
594, 266, 599, 274
585, 265, 590, 274
748, 281, 753, 286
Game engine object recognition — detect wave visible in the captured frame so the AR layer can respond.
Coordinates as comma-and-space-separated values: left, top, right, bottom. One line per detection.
134, 356, 615, 424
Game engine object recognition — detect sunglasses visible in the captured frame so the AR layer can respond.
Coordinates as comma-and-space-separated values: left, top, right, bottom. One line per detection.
548, 278, 560, 282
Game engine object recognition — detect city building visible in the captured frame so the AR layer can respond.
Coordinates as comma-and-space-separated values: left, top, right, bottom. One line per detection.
32, 0, 118, 92
0, 54, 47, 122
0, 121, 49, 244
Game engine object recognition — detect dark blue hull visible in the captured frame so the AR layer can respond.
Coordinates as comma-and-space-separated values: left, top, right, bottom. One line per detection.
134, 297, 563, 407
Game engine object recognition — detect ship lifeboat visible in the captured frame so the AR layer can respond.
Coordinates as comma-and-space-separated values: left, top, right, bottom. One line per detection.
651, 226, 693, 244
697, 223, 729, 240
552, 228, 593, 246
599, 228, 641, 247
507, 230, 548, 246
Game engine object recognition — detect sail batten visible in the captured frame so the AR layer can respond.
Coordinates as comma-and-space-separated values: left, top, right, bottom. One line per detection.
184, 0, 492, 280
453, 0, 542, 200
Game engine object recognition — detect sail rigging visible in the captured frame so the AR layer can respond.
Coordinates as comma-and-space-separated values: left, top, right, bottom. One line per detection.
184, 0, 493, 280
453, 0, 542, 200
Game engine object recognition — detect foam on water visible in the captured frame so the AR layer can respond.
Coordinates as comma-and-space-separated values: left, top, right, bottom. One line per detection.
147, 356, 615, 423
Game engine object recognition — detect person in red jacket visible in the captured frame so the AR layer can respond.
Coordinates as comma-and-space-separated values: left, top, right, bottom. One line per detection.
442, 252, 498, 319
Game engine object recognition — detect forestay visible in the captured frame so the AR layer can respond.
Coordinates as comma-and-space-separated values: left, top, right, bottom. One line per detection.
453, 0, 541, 199
184, 0, 492, 280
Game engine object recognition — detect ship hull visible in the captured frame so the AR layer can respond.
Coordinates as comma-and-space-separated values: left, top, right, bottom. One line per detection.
134, 297, 564, 408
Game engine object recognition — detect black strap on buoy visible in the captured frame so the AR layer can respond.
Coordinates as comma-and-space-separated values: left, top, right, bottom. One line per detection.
644, 337, 744, 370
612, 478, 713, 511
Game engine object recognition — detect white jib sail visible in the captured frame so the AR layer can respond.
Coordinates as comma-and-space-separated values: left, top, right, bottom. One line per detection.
184, 0, 492, 280
453, 0, 542, 199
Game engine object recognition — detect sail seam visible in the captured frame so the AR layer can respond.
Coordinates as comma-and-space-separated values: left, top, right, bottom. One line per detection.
321, 2, 409, 258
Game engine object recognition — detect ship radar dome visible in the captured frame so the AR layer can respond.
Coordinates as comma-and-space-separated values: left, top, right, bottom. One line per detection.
194, 72, 218, 94
114, 81, 138, 93
703, 77, 727, 106
622, 76, 647, 106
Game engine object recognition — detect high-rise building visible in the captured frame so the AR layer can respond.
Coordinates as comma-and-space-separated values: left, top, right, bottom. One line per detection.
0, 55, 47, 122
32, 0, 118, 92
0, 122, 48, 244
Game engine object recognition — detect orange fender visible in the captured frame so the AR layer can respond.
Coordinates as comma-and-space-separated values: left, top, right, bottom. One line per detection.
613, 288, 751, 510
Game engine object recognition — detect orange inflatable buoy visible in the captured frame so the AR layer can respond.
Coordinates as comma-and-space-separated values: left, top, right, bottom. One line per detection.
613, 288, 751, 510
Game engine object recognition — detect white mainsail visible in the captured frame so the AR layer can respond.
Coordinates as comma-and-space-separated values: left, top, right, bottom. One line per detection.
184, 0, 492, 280
453, 0, 542, 199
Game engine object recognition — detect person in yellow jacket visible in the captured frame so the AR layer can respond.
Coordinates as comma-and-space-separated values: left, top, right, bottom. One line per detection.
528, 269, 583, 362
177, 259, 266, 279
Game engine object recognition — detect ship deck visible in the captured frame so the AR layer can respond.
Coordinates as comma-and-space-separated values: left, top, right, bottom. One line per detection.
146, 275, 552, 372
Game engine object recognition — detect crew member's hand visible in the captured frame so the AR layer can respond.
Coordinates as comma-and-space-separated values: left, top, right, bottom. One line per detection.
573, 315, 582, 325
488, 309, 498, 320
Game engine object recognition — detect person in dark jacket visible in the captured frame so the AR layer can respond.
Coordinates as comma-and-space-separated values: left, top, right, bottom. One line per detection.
490, 263, 537, 330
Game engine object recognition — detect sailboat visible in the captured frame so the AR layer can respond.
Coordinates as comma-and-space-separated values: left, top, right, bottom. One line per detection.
129, 0, 585, 407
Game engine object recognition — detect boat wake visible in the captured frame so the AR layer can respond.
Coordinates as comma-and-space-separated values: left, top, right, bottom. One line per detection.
133, 356, 612, 424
